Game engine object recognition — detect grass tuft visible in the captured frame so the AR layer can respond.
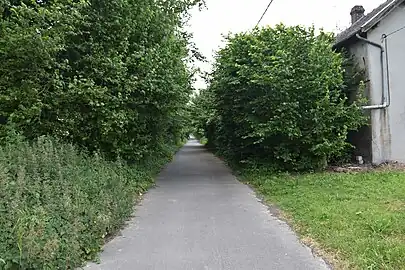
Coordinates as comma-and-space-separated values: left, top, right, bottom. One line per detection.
0, 136, 176, 269
242, 169, 405, 270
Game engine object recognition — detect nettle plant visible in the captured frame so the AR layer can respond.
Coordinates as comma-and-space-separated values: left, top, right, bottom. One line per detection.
204, 25, 367, 171
0, 0, 204, 269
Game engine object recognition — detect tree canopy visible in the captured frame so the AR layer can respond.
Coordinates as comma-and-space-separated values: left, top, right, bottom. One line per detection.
0, 0, 203, 161
192, 25, 366, 171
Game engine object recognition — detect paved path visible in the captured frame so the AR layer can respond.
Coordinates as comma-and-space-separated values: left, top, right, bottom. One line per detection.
85, 140, 329, 270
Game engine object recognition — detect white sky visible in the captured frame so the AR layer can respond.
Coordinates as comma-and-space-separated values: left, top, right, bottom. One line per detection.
187, 0, 384, 89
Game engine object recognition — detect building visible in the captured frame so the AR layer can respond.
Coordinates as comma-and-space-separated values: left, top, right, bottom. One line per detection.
335, 0, 405, 164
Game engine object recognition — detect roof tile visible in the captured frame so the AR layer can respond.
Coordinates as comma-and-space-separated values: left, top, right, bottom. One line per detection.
335, 0, 403, 45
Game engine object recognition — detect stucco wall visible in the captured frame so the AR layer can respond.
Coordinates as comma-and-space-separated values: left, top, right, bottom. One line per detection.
346, 41, 373, 162
366, 3, 405, 164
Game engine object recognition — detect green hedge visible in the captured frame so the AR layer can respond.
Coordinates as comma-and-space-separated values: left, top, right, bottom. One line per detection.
0, 0, 199, 268
0, 0, 199, 161
0, 137, 176, 269
194, 25, 367, 171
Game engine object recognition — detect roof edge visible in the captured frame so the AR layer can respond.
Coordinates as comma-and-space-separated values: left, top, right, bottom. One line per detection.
361, 0, 401, 32
335, 0, 404, 46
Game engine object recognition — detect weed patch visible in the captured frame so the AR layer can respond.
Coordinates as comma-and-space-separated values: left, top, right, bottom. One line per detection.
0, 137, 175, 269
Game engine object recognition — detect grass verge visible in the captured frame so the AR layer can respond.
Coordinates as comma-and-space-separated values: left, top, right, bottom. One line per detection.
241, 168, 405, 270
199, 137, 208, 145
0, 137, 178, 269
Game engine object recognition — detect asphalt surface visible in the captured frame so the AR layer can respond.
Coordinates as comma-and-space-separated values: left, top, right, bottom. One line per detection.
84, 140, 329, 270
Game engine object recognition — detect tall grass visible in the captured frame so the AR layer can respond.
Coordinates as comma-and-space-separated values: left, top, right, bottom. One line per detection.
0, 136, 172, 269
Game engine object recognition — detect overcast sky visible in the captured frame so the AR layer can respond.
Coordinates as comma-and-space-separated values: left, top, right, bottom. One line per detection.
187, 0, 384, 89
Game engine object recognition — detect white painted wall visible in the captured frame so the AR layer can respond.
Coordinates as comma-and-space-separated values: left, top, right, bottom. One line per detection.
347, 41, 374, 161
350, 41, 368, 70
366, 3, 405, 164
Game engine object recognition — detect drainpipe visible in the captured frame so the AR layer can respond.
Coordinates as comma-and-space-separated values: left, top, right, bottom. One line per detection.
355, 34, 390, 110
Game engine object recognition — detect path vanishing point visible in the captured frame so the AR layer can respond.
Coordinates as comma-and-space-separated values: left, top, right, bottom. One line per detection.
85, 140, 329, 270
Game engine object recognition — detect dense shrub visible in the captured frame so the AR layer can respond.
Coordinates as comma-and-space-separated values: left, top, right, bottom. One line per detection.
0, 136, 177, 269
0, 0, 201, 268
196, 25, 367, 171
0, 0, 200, 160
189, 89, 216, 140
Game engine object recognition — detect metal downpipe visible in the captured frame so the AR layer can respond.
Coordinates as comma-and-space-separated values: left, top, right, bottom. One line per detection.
355, 34, 390, 110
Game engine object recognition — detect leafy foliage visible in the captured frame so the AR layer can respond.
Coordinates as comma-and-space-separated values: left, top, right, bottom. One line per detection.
0, 0, 202, 268
0, 136, 177, 269
196, 25, 367, 171
189, 89, 216, 141
0, 0, 200, 161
